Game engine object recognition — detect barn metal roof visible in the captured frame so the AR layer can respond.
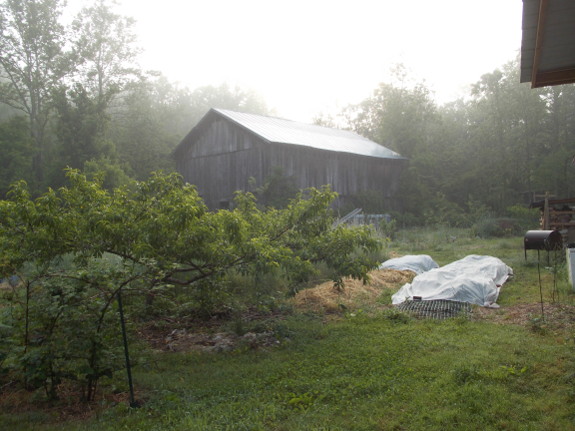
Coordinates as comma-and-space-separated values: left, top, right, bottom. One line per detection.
521, 0, 575, 87
213, 109, 405, 160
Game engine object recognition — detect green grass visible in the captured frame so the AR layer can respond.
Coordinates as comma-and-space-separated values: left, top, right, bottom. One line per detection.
2, 231, 575, 430
7, 315, 574, 431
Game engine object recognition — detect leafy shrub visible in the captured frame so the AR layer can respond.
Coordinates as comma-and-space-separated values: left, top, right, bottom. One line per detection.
471, 205, 538, 239
424, 192, 471, 228
505, 205, 539, 232
390, 211, 421, 228
0, 169, 382, 401
1, 262, 128, 401
473, 217, 523, 238
251, 167, 299, 209
379, 218, 397, 240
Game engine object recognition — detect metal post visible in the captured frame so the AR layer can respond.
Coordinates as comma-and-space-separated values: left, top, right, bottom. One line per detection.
117, 289, 138, 408
537, 250, 545, 320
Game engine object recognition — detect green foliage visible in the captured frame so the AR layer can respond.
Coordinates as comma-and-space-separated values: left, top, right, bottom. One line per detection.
0, 255, 125, 399
0, 0, 70, 184
52, 84, 110, 171
0, 170, 381, 400
0, 0, 172, 191
381, 307, 411, 323
0, 5, 574, 228
344, 60, 575, 221
345, 66, 437, 159
378, 217, 397, 239
82, 156, 131, 190
71, 0, 141, 105
109, 77, 184, 179
473, 217, 523, 239
1, 230, 575, 429
186, 83, 269, 127
505, 204, 540, 232
0, 116, 34, 198
252, 167, 299, 209
423, 192, 470, 228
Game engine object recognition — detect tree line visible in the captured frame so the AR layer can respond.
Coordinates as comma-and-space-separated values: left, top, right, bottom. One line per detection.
332, 62, 575, 225
1, 0, 574, 224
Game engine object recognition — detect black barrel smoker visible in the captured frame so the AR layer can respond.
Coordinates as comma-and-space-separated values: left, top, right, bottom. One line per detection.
524, 229, 563, 260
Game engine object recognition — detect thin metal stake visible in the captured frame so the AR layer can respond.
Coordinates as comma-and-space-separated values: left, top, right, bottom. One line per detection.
537, 250, 545, 320
117, 289, 138, 408
552, 248, 558, 303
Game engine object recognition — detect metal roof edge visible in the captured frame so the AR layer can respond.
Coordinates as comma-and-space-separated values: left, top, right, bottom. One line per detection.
213, 108, 404, 160
212, 108, 273, 144
175, 108, 406, 160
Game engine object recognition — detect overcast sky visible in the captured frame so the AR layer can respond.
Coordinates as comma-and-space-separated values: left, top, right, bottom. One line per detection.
72, 0, 524, 122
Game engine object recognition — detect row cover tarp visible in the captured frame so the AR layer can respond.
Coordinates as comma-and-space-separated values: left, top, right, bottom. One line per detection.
379, 254, 439, 274
391, 255, 513, 307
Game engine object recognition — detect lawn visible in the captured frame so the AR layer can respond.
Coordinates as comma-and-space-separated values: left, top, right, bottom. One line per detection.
2, 230, 575, 430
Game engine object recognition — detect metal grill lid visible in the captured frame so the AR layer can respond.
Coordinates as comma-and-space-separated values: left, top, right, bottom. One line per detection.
524, 230, 563, 250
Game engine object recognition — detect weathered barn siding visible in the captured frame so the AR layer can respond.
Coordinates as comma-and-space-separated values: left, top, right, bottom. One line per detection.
185, 118, 256, 158
175, 109, 407, 209
263, 143, 405, 198
176, 117, 265, 206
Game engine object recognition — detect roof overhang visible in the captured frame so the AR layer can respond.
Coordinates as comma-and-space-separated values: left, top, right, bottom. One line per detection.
520, 0, 575, 87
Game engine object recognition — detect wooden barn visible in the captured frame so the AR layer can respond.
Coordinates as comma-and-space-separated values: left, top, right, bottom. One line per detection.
174, 108, 407, 209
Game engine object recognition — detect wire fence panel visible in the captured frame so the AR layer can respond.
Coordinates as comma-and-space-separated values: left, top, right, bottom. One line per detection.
396, 299, 472, 320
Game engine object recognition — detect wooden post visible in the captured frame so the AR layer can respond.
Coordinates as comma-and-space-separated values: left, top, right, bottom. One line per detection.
543, 192, 550, 230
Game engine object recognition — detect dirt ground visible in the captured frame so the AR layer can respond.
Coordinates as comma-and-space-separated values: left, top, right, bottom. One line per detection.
141, 268, 575, 352
473, 301, 575, 333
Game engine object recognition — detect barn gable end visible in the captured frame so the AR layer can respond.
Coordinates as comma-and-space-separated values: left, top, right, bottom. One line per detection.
175, 109, 407, 209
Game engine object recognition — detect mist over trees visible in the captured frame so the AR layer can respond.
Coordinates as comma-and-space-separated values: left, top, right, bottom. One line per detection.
0, 0, 574, 224
0, 0, 269, 196
337, 61, 575, 225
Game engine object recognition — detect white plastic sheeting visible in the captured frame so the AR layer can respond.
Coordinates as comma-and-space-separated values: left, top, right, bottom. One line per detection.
379, 254, 439, 274
391, 255, 513, 307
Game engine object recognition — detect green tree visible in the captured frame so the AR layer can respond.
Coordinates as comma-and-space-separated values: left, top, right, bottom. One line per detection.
110, 76, 192, 179
71, 0, 140, 108
0, 116, 33, 197
0, 0, 71, 185
111, 79, 270, 179
0, 170, 380, 400
345, 66, 437, 159
533, 84, 575, 197
49, 84, 118, 186
466, 60, 549, 211
343, 67, 438, 216
340, 60, 574, 221
58, 0, 142, 185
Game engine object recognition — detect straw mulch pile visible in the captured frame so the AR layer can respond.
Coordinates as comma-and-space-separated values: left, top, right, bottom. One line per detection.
291, 269, 415, 313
